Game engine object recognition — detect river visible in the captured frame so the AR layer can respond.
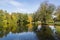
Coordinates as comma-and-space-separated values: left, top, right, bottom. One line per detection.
0, 25, 59, 40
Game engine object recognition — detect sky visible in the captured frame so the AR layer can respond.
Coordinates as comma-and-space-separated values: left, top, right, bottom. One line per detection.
0, 0, 60, 13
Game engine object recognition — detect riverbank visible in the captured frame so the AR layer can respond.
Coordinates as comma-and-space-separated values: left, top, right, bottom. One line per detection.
56, 26, 60, 39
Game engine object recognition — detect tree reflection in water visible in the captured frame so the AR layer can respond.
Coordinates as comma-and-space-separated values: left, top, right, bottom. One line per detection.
0, 23, 60, 40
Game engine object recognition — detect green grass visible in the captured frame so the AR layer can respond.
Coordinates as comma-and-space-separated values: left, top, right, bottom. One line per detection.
56, 26, 60, 38
56, 26, 60, 32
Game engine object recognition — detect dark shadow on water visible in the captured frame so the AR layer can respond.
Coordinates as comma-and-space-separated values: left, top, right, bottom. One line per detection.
35, 26, 60, 40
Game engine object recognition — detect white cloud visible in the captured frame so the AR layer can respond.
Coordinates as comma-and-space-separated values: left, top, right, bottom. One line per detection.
14, 8, 28, 13
0, 0, 35, 13
9, 1, 22, 7
11, 8, 33, 13
0, 0, 22, 7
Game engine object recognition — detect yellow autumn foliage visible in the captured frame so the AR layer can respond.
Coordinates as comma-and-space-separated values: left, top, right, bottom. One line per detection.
27, 16, 33, 31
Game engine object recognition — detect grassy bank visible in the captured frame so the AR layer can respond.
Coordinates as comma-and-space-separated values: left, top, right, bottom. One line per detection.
56, 26, 60, 38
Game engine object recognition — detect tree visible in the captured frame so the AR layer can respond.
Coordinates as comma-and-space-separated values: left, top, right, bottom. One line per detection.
10, 13, 18, 33
54, 6, 60, 21
33, 1, 55, 24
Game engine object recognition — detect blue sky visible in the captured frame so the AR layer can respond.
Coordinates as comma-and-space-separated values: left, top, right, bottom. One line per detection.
0, 0, 60, 13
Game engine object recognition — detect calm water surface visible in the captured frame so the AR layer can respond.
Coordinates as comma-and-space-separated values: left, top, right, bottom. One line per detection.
0, 32, 38, 40
0, 26, 59, 40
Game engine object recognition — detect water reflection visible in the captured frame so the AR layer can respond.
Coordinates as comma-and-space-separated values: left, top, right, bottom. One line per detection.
0, 25, 60, 40
0, 32, 38, 40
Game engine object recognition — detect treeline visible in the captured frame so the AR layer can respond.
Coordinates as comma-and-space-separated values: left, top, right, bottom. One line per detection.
0, 10, 34, 34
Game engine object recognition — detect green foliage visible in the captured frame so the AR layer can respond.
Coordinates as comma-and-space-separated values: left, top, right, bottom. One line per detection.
0, 10, 29, 33
33, 2, 55, 23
